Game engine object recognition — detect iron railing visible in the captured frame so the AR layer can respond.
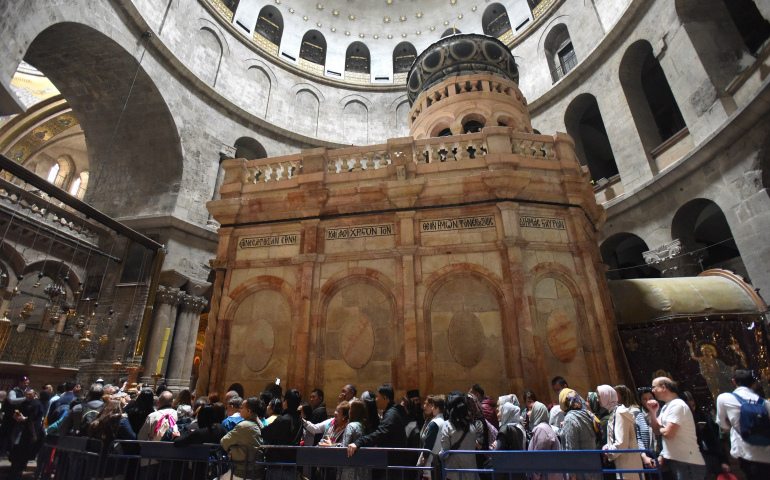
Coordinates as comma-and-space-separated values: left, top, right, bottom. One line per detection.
0, 325, 81, 368
551, 50, 578, 83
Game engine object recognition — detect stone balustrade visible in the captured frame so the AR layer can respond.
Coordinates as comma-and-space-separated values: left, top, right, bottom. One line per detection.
219, 127, 569, 198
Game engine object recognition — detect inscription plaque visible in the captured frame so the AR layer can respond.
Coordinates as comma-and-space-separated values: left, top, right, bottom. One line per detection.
420, 215, 495, 232
238, 234, 299, 248
519, 216, 566, 230
326, 224, 393, 240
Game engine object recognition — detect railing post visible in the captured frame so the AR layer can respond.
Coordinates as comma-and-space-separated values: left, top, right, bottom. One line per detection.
483, 126, 513, 155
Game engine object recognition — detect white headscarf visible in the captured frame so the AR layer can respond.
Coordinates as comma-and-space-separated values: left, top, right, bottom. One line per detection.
500, 403, 521, 426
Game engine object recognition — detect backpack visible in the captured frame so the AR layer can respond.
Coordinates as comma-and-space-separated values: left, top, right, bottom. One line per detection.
49, 401, 70, 425
730, 393, 770, 446
79, 407, 102, 436
152, 412, 177, 441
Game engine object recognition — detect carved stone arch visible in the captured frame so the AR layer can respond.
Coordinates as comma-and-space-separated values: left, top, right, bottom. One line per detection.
290, 82, 325, 103
390, 94, 411, 137
0, 241, 27, 281
22, 259, 80, 294
216, 275, 297, 394
316, 268, 399, 389
537, 15, 572, 55
421, 263, 517, 394
427, 115, 458, 138
291, 84, 323, 137
338, 94, 373, 109
340, 97, 370, 146
243, 59, 275, 117
528, 262, 608, 387
195, 18, 231, 58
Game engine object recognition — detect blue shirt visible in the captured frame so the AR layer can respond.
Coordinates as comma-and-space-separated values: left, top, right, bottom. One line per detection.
222, 414, 244, 432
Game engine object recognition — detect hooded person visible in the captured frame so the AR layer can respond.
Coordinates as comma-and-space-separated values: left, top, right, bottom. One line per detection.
598, 385, 643, 477
527, 401, 561, 480
587, 392, 610, 448
495, 403, 526, 451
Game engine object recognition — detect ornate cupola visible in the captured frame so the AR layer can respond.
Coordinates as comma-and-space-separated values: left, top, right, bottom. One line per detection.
406, 34, 531, 139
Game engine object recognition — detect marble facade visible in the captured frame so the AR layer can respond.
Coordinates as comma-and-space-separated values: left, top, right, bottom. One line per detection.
201, 35, 623, 402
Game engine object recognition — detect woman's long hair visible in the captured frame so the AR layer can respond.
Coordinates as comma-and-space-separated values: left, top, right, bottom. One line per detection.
446, 394, 470, 433
349, 400, 369, 433
89, 399, 123, 441
361, 392, 380, 433
126, 388, 154, 432
173, 389, 192, 407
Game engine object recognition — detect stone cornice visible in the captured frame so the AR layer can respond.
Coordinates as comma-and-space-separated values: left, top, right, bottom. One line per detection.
156, 285, 185, 306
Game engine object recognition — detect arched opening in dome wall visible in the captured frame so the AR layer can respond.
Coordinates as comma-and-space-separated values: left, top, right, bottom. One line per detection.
22, 23, 184, 219
483, 3, 512, 38
441, 28, 461, 38
600, 233, 660, 281
544, 24, 577, 83
345, 42, 370, 75
255, 6, 283, 46
300, 30, 327, 67
675, 0, 769, 94
564, 94, 618, 183
234, 137, 268, 160
620, 41, 686, 157
393, 42, 417, 75
671, 199, 747, 278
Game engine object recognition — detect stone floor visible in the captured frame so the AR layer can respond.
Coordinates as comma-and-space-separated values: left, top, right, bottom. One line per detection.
0, 458, 37, 479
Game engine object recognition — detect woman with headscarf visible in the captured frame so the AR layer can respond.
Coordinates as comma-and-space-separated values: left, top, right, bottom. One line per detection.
527, 401, 561, 480
587, 392, 610, 448
495, 403, 526, 451
598, 385, 643, 477
559, 389, 601, 480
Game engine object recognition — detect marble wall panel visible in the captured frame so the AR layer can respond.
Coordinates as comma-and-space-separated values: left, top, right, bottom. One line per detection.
324, 282, 394, 393
430, 277, 506, 396
224, 288, 292, 396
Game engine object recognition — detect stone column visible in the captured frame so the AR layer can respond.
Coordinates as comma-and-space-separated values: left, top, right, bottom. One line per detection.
207, 144, 236, 227
166, 294, 208, 392
140, 286, 184, 384
195, 263, 226, 396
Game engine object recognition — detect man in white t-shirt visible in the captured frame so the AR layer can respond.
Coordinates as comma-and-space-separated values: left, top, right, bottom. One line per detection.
646, 377, 706, 480
716, 369, 770, 480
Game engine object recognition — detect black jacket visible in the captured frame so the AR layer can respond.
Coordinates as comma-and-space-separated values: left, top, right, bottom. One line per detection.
262, 412, 302, 463
354, 402, 406, 449
311, 403, 328, 445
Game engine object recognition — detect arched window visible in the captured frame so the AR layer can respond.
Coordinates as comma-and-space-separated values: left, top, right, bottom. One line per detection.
393, 42, 417, 75
620, 41, 686, 153
46, 163, 60, 184
600, 233, 660, 281
482, 3, 512, 37
255, 6, 283, 46
564, 94, 618, 183
671, 199, 746, 276
544, 24, 576, 82
234, 137, 268, 160
345, 42, 370, 74
299, 30, 327, 66
441, 28, 460, 38
69, 176, 82, 196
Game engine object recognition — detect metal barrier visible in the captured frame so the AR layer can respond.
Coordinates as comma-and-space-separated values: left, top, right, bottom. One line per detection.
254, 446, 435, 480
440, 449, 662, 480
34, 441, 662, 480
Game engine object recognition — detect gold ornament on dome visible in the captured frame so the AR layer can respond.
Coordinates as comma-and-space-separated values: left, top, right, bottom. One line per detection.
333, 10, 339, 16
384, 17, 390, 23
349, 14, 355, 20
472, 6, 477, 11
316, 3, 323, 10
416, 12, 423, 18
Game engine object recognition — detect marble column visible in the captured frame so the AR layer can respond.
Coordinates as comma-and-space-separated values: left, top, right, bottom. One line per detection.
140, 286, 184, 384
166, 294, 208, 392
195, 265, 226, 396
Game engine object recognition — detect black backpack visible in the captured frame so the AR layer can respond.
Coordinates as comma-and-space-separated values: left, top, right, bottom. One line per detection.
77, 404, 103, 436
48, 401, 70, 425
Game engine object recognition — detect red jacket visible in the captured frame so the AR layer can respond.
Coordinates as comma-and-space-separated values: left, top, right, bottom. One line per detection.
481, 396, 498, 429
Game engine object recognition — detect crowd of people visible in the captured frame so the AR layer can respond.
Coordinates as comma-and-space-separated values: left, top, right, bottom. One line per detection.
0, 370, 768, 480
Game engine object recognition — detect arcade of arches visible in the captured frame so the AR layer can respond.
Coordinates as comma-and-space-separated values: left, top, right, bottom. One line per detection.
0, 0, 769, 415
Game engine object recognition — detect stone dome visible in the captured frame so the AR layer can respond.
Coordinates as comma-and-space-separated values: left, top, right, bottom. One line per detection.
406, 33, 519, 105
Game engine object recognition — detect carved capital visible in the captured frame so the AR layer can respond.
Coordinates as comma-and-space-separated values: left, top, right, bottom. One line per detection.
181, 294, 208, 314
219, 144, 237, 161
155, 286, 184, 307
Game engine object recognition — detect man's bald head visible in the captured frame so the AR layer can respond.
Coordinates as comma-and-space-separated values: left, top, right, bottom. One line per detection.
225, 390, 238, 401
158, 390, 175, 407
